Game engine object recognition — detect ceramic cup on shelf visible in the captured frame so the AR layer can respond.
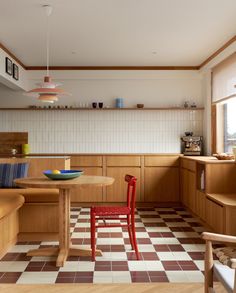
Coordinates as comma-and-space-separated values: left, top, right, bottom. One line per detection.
92, 102, 97, 108
115, 98, 124, 108
99, 102, 103, 108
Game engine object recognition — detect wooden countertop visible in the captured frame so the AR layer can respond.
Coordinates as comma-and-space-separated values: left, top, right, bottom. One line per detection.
181, 156, 236, 164
207, 193, 236, 207
0, 153, 183, 157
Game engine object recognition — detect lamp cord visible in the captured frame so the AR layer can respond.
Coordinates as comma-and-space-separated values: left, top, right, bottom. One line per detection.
46, 11, 50, 77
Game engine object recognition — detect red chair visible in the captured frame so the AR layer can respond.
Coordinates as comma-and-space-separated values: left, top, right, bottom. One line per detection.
90, 174, 140, 261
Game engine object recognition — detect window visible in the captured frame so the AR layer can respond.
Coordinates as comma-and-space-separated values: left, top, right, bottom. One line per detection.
223, 98, 236, 152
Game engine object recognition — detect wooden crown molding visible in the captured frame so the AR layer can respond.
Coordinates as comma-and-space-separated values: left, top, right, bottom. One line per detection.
0, 42, 26, 69
199, 35, 236, 68
25, 65, 199, 70
1, 35, 236, 71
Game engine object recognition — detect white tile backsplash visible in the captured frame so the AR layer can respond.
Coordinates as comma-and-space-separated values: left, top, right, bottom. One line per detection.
0, 109, 203, 153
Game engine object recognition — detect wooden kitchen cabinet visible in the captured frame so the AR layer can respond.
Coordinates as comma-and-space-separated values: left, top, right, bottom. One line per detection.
106, 167, 141, 202
70, 155, 103, 202
195, 190, 206, 221
70, 167, 103, 202
188, 171, 196, 213
180, 158, 196, 213
144, 167, 179, 202
181, 168, 189, 207
205, 197, 224, 234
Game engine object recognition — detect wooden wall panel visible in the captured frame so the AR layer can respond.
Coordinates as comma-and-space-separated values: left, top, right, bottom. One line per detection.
0, 132, 28, 154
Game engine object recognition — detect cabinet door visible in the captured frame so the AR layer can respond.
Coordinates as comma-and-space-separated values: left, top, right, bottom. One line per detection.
106, 167, 141, 202
188, 171, 196, 213
195, 191, 206, 221
70, 167, 103, 202
144, 167, 179, 202
181, 168, 188, 206
205, 197, 224, 234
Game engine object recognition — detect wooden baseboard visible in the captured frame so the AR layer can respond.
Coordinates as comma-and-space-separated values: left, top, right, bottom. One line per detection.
18, 232, 59, 242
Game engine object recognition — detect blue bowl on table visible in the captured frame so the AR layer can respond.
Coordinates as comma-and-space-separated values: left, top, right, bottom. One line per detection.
43, 170, 83, 180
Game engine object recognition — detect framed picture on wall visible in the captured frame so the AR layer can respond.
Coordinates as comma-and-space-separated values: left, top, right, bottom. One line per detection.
5, 57, 12, 75
13, 64, 19, 80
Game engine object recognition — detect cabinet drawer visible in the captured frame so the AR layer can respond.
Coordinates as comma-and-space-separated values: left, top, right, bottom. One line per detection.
206, 197, 224, 234
181, 159, 196, 172
106, 156, 141, 167
145, 156, 179, 167
70, 156, 102, 167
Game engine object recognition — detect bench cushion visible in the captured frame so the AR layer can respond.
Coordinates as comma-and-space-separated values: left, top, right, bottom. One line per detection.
0, 163, 29, 188
0, 188, 59, 203
214, 263, 235, 293
0, 193, 25, 219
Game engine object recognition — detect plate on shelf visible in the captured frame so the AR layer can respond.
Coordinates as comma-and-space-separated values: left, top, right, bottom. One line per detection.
43, 170, 83, 180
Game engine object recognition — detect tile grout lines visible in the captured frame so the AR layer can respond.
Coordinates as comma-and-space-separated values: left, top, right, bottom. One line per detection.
0, 206, 209, 284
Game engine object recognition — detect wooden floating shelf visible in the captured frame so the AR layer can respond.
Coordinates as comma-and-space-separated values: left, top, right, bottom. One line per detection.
0, 107, 204, 111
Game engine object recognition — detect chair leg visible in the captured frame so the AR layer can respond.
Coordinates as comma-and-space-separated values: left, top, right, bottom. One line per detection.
205, 240, 214, 293
127, 215, 134, 249
131, 213, 140, 260
90, 212, 96, 262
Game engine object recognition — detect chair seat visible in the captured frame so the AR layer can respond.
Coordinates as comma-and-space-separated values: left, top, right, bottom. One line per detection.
91, 206, 131, 216
213, 263, 235, 293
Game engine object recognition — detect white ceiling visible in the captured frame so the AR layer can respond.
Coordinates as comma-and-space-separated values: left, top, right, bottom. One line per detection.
0, 0, 236, 67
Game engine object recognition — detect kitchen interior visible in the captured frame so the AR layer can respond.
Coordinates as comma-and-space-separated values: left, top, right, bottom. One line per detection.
0, 1, 236, 292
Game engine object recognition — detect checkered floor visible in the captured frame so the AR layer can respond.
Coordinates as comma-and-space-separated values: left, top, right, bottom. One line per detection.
0, 207, 209, 284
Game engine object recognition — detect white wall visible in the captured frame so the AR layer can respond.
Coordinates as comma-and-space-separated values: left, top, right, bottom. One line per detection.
0, 48, 28, 91
0, 70, 203, 108
0, 69, 204, 153
0, 109, 203, 153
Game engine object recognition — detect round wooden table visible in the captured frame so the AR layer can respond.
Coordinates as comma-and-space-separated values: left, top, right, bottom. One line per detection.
14, 175, 114, 267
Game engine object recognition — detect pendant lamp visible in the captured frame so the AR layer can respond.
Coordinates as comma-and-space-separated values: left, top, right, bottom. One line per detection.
26, 5, 70, 103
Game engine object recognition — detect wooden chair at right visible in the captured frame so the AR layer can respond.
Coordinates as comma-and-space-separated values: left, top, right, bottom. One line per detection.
202, 232, 236, 293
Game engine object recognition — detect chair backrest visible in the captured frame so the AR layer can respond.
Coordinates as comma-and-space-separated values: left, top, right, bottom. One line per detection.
125, 174, 137, 210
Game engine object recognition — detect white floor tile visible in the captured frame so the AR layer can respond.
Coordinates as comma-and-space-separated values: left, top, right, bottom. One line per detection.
9, 245, 40, 253
194, 260, 205, 271
93, 271, 113, 283
112, 271, 131, 283
182, 244, 205, 252
185, 271, 204, 282
17, 272, 58, 284
0, 261, 28, 272
137, 245, 156, 252
166, 271, 188, 282
128, 261, 147, 271
173, 232, 200, 238
144, 261, 164, 271
151, 238, 180, 245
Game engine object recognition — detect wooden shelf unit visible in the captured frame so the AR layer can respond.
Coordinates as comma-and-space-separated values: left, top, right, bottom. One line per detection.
0, 107, 204, 111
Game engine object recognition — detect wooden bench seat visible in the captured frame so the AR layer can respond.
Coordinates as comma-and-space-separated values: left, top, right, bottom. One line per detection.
0, 193, 25, 258
206, 193, 236, 235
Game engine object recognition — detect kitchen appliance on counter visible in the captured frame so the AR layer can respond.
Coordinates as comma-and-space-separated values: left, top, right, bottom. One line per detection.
181, 134, 203, 156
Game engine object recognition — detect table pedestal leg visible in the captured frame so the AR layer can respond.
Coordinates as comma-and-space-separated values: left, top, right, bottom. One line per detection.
27, 187, 103, 267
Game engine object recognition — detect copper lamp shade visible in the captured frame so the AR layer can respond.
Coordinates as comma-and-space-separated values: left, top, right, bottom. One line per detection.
26, 76, 69, 103
25, 6, 71, 103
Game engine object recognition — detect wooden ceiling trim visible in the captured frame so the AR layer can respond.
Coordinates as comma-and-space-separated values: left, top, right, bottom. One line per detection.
25, 66, 199, 70
199, 35, 236, 69
0, 42, 26, 69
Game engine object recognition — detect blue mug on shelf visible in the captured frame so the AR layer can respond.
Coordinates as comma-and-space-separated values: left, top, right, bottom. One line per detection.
115, 98, 124, 108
